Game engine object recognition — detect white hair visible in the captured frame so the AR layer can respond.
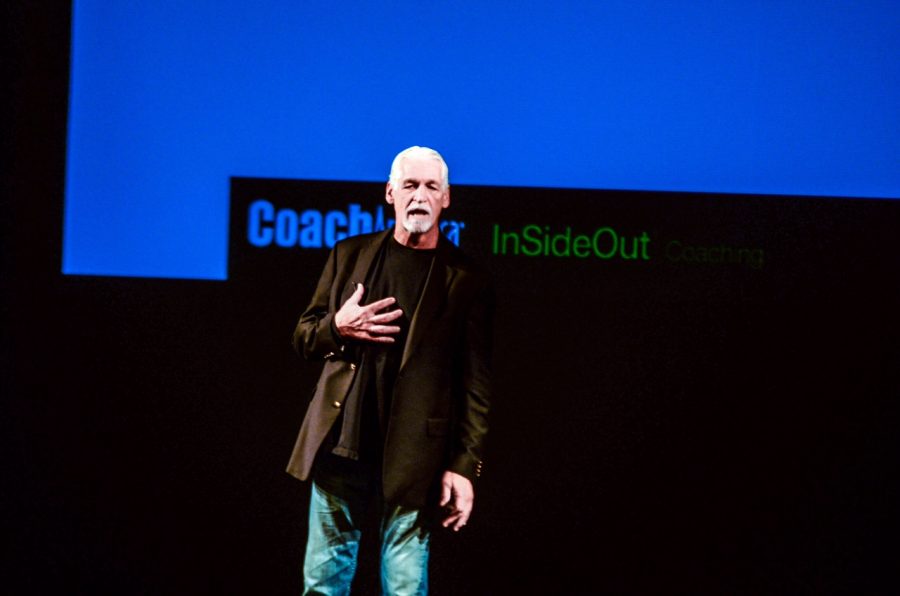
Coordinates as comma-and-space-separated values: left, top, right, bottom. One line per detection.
388, 146, 449, 189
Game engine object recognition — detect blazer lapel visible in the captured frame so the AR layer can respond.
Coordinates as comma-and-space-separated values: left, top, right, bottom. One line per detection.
338, 230, 392, 306
400, 238, 457, 371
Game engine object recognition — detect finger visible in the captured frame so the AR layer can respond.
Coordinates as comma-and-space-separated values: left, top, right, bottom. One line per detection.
443, 510, 469, 532
364, 296, 397, 312
442, 510, 462, 528
368, 309, 404, 323
450, 502, 471, 531
366, 324, 401, 335
348, 283, 365, 304
440, 478, 452, 507
360, 334, 395, 344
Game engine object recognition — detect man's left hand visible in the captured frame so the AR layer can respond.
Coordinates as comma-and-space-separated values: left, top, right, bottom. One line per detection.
440, 471, 474, 532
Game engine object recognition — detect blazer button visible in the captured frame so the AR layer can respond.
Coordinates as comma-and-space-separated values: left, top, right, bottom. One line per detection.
349, 363, 357, 370
332, 401, 342, 409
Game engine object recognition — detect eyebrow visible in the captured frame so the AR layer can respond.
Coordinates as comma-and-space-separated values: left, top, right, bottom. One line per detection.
402, 178, 440, 185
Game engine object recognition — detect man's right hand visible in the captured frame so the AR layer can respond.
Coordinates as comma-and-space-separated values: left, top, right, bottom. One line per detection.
333, 284, 403, 344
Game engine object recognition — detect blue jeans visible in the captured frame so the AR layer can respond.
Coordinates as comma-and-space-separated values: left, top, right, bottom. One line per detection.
304, 481, 431, 595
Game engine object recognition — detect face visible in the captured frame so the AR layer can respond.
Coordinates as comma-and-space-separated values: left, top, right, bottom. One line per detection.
386, 156, 450, 240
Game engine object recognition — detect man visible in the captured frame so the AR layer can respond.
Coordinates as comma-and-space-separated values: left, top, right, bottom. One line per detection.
286, 146, 494, 595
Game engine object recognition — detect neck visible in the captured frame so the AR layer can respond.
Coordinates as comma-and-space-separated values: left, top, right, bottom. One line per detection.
393, 226, 439, 250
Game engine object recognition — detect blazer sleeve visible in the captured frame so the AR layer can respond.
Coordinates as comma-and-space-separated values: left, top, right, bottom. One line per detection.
292, 245, 346, 360
448, 274, 495, 482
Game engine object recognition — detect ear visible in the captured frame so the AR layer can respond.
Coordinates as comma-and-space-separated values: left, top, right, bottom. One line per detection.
385, 182, 394, 205
441, 187, 451, 209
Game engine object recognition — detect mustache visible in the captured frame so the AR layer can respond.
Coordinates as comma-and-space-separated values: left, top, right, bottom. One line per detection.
406, 204, 432, 216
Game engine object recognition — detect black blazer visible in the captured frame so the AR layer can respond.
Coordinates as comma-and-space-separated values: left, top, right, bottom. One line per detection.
286, 230, 494, 507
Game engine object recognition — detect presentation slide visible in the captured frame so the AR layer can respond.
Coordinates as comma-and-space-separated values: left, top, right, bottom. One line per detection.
63, 1, 900, 279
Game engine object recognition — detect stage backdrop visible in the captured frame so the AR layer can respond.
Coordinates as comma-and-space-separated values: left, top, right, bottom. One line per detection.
10, 183, 900, 594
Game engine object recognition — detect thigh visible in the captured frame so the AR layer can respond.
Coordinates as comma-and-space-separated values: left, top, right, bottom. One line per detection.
303, 482, 367, 596
380, 504, 431, 596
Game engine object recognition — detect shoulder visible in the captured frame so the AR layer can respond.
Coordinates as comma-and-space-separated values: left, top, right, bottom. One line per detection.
441, 236, 493, 287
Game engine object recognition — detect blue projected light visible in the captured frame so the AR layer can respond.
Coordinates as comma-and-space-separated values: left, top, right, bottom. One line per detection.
64, 1, 900, 280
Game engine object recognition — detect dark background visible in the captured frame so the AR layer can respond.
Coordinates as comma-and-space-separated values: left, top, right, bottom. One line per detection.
6, 3, 899, 594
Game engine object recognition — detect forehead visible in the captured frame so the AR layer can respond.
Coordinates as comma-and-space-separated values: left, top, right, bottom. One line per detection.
397, 156, 443, 181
